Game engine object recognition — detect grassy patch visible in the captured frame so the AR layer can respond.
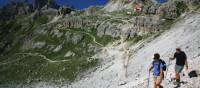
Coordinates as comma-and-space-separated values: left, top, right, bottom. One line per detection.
0, 26, 102, 83
96, 35, 118, 46
162, 19, 175, 30
0, 54, 98, 83
0, 31, 98, 84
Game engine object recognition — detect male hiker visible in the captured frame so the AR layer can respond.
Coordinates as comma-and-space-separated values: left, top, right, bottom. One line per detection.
170, 48, 188, 85
149, 53, 165, 88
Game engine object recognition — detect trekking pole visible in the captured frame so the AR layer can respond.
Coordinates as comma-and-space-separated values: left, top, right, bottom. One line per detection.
147, 72, 150, 88
165, 58, 171, 79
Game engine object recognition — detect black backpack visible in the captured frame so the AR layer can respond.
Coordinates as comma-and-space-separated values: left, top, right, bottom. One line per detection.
188, 70, 198, 78
153, 59, 167, 71
159, 59, 167, 71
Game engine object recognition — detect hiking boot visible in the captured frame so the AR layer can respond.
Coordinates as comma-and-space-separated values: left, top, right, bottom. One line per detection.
159, 85, 163, 88
173, 81, 180, 85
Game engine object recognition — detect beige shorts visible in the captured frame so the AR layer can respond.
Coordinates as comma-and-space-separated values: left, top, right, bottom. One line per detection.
153, 75, 163, 84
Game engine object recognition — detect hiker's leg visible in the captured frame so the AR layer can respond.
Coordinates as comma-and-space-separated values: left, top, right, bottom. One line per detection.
156, 76, 163, 88
154, 77, 157, 88
156, 83, 161, 88
154, 82, 157, 88
175, 65, 183, 82
176, 72, 180, 82
175, 65, 180, 82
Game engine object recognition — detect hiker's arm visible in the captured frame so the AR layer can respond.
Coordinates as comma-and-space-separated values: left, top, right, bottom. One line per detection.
184, 53, 188, 70
169, 57, 175, 60
185, 56, 188, 70
149, 65, 153, 73
185, 60, 188, 70
170, 53, 176, 60
160, 68, 164, 77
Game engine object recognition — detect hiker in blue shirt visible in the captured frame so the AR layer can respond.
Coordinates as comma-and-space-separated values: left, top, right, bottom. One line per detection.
149, 53, 164, 88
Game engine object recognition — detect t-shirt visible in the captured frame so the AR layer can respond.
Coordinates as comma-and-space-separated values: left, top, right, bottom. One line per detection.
174, 51, 187, 66
152, 60, 163, 76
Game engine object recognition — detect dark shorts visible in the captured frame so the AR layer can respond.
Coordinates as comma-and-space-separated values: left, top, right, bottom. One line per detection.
175, 65, 184, 73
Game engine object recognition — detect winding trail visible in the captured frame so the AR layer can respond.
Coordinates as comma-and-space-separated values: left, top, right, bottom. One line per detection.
0, 27, 106, 66
0, 52, 70, 66
59, 28, 104, 46
17, 53, 70, 63
77, 31, 104, 47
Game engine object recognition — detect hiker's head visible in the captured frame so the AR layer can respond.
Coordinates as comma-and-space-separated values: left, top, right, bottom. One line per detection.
176, 48, 181, 53
153, 53, 160, 60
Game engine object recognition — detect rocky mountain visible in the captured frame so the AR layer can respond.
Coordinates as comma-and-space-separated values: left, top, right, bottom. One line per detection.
103, 0, 155, 12
0, 0, 200, 88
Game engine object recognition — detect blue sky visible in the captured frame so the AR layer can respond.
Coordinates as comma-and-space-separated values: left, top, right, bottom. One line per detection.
0, 0, 108, 9
0, 0, 9, 6
57, 0, 108, 9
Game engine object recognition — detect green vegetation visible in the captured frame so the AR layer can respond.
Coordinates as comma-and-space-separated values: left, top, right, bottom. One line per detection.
175, 1, 189, 17
31, 15, 49, 26
162, 19, 175, 30
0, 54, 98, 83
0, 15, 112, 83
60, 27, 117, 46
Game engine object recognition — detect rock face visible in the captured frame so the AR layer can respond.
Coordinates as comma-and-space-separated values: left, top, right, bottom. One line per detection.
64, 51, 75, 57
51, 29, 63, 38
52, 0, 191, 40
97, 22, 121, 38
96, 0, 191, 39
61, 17, 90, 29
71, 33, 84, 45
22, 38, 46, 51
104, 0, 155, 12
53, 43, 63, 52
96, 16, 161, 38
103, 0, 133, 12
85, 6, 98, 15
64, 32, 84, 45
131, 16, 161, 32
58, 7, 74, 16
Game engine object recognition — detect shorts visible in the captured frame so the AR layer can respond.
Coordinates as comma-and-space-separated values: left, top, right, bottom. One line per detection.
175, 65, 184, 73
153, 75, 163, 84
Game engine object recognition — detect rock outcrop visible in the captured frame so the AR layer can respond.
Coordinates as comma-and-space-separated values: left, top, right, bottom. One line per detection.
103, 0, 134, 12
85, 6, 98, 15
96, 15, 161, 39
61, 17, 91, 29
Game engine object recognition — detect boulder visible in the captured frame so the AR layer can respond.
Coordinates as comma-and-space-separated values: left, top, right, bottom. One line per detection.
71, 33, 84, 45
64, 51, 75, 57
53, 44, 63, 52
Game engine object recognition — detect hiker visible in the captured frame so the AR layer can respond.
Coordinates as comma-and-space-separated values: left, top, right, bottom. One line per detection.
149, 53, 164, 88
170, 48, 188, 85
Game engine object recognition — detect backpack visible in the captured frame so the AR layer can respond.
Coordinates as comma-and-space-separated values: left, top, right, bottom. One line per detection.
153, 59, 167, 71
188, 70, 198, 78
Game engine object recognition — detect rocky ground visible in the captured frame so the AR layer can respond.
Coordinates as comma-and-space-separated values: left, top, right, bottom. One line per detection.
61, 11, 200, 88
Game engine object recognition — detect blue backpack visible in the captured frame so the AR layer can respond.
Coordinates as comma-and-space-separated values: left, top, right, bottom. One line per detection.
153, 59, 166, 71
